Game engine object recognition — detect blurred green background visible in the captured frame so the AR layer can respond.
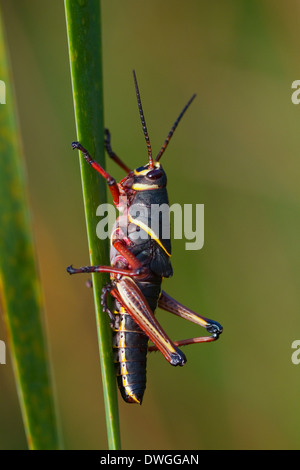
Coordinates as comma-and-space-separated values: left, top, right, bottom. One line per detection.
0, 0, 299, 450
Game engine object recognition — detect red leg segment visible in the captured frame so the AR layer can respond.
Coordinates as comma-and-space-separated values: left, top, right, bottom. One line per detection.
148, 335, 216, 352
112, 240, 143, 271
67, 264, 144, 277
104, 128, 131, 173
72, 141, 121, 206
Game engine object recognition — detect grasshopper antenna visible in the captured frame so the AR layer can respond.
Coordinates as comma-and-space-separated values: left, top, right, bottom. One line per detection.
156, 93, 196, 162
133, 70, 154, 168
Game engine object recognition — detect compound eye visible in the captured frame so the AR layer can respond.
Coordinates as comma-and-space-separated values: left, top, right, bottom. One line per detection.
147, 168, 163, 180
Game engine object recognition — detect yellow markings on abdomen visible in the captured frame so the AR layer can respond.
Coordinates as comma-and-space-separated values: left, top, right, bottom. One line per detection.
114, 305, 145, 404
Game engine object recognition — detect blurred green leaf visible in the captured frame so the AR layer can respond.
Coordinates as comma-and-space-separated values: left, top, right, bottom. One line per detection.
0, 7, 61, 450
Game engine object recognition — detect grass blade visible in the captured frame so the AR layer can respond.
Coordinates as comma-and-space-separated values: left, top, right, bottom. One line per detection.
0, 8, 61, 450
64, 0, 121, 450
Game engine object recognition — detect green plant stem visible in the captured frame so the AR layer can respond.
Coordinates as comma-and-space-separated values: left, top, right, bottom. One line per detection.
0, 8, 61, 450
64, 0, 121, 450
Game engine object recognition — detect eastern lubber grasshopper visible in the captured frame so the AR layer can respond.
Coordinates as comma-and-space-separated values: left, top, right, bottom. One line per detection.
67, 71, 222, 404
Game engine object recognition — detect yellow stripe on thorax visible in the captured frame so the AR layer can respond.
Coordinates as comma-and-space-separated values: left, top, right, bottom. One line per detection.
128, 214, 171, 257
131, 183, 160, 190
